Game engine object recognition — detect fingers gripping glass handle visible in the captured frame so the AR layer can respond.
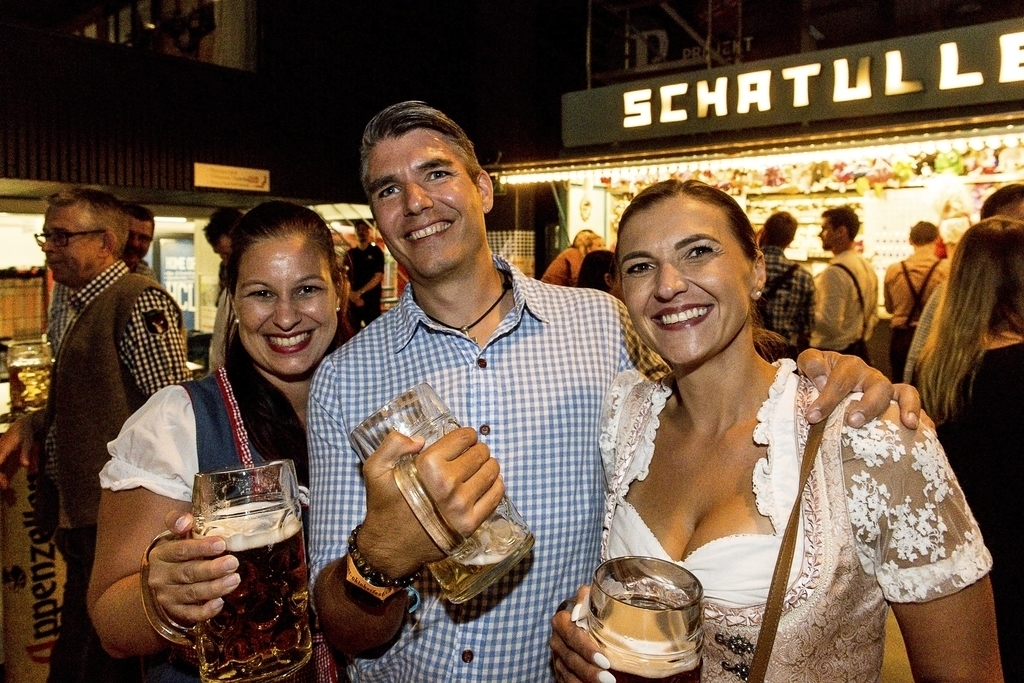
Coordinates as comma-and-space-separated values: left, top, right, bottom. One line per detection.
140, 530, 195, 646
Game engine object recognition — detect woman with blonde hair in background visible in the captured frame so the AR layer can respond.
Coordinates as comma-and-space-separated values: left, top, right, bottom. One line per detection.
917, 216, 1024, 676
541, 229, 606, 286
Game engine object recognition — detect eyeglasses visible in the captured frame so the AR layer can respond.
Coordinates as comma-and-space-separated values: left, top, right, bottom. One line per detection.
34, 229, 106, 248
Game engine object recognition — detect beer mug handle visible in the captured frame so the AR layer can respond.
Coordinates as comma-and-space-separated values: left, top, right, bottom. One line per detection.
140, 530, 196, 646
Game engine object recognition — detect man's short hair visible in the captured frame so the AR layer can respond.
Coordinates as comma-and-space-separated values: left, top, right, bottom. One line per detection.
980, 183, 1024, 220
46, 188, 129, 256
203, 208, 243, 246
122, 203, 155, 225
759, 212, 799, 248
359, 101, 483, 197
822, 205, 860, 239
908, 220, 939, 246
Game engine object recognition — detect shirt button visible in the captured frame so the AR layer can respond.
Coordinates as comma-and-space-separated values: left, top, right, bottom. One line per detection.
479, 424, 491, 435
461, 649, 474, 663
476, 358, 487, 368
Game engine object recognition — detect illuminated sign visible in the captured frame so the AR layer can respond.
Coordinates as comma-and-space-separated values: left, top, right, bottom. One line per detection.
194, 162, 270, 192
159, 238, 196, 329
562, 19, 1024, 148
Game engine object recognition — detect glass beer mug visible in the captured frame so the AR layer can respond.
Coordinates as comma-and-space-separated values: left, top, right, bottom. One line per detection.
349, 383, 534, 604
142, 460, 312, 683
576, 556, 704, 683
6, 337, 52, 413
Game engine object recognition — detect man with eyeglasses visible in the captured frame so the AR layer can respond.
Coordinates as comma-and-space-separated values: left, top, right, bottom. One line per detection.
0, 188, 191, 683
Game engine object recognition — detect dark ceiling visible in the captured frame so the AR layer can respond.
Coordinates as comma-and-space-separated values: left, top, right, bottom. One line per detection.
0, 0, 108, 28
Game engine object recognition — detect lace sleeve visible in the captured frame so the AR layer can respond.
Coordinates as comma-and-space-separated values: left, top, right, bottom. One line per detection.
842, 405, 992, 603
599, 370, 644, 488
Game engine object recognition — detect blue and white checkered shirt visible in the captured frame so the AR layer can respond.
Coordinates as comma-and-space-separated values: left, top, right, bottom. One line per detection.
308, 257, 665, 682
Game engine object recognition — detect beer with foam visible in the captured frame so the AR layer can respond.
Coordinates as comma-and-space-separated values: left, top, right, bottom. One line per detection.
6, 339, 51, 413
585, 558, 704, 683
428, 516, 535, 601
194, 502, 311, 682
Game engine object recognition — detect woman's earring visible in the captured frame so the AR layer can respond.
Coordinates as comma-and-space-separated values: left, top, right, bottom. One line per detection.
754, 290, 762, 300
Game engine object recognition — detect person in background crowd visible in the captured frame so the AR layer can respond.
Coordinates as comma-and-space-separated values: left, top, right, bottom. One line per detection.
88, 201, 353, 682
541, 229, 605, 286
904, 183, 1024, 382
45, 201, 161, 350
551, 179, 1001, 683
811, 205, 878, 363
122, 203, 158, 281
0, 188, 191, 683
305, 101, 918, 682
575, 249, 615, 294
756, 211, 815, 359
348, 221, 385, 328
204, 207, 243, 370
884, 220, 947, 382
917, 216, 1024, 677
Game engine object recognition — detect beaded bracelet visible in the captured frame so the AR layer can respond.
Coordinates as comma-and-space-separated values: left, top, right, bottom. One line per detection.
347, 524, 420, 589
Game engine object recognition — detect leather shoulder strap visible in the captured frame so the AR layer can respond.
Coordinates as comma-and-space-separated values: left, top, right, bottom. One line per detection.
747, 417, 827, 683
903, 260, 942, 324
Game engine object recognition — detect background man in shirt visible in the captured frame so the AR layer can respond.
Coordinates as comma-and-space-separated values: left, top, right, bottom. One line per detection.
203, 207, 242, 370
347, 221, 385, 328
884, 220, 947, 382
305, 102, 915, 682
0, 188, 191, 683
121, 203, 157, 281
757, 211, 815, 358
811, 205, 878, 362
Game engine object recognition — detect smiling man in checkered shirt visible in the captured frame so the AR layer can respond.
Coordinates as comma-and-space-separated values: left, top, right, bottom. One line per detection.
0, 188, 190, 683
307, 102, 917, 683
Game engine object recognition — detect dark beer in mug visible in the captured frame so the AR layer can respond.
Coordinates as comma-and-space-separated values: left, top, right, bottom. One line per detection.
607, 659, 702, 683
194, 503, 311, 682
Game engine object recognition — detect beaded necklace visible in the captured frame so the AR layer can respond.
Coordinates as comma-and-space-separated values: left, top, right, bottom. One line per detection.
421, 270, 512, 342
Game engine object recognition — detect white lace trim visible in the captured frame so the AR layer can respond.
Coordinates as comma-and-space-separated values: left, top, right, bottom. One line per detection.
751, 358, 797, 534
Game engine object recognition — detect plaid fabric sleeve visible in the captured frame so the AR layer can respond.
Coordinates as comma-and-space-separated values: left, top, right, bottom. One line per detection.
119, 288, 192, 396
614, 297, 670, 379
794, 270, 816, 342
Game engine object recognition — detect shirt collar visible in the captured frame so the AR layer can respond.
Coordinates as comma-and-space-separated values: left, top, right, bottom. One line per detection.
392, 255, 552, 352
68, 261, 129, 312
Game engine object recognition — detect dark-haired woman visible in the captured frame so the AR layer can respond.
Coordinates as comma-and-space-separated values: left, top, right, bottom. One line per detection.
576, 249, 619, 297
87, 201, 353, 681
551, 180, 1001, 682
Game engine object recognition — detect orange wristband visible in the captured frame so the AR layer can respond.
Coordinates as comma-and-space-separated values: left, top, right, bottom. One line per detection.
345, 554, 401, 602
